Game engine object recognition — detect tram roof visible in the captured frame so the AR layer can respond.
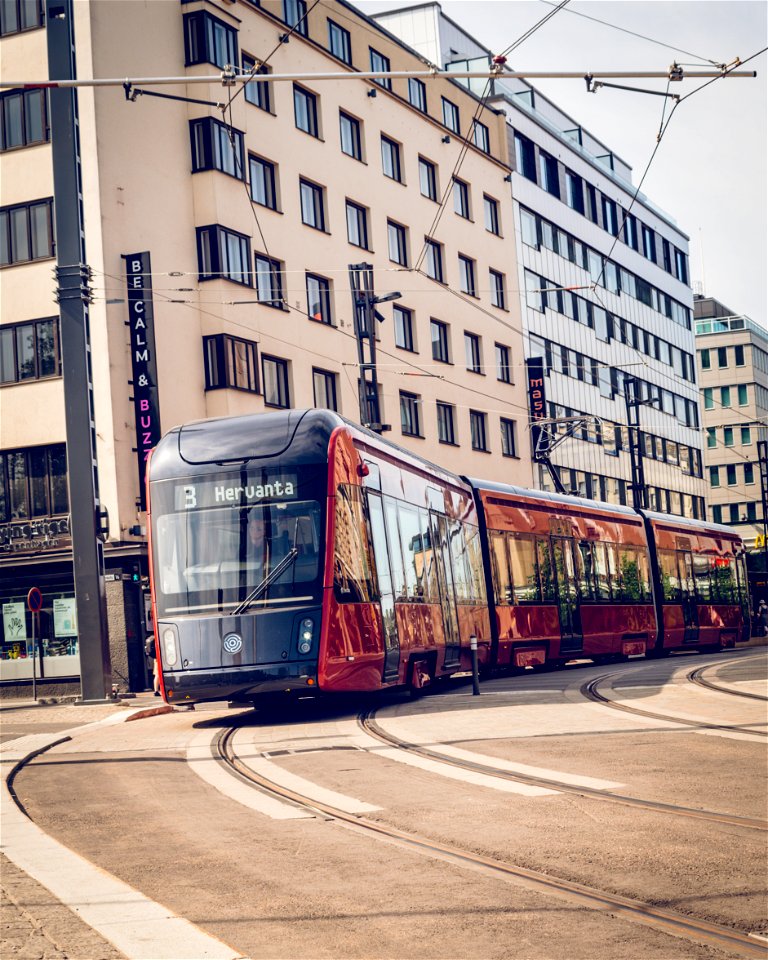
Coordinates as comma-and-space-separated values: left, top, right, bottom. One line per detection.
642, 510, 743, 540
466, 480, 641, 519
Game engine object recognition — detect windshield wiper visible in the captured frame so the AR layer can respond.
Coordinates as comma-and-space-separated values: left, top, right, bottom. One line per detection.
231, 547, 299, 616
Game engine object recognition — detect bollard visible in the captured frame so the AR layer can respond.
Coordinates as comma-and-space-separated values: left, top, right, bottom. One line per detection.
470, 634, 480, 696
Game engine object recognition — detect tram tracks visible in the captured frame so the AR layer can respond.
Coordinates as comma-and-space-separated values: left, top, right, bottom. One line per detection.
358, 710, 768, 832
688, 665, 768, 702
215, 724, 767, 959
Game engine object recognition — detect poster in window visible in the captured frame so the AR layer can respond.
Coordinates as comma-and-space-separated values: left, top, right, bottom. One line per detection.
53, 597, 78, 638
2, 602, 27, 642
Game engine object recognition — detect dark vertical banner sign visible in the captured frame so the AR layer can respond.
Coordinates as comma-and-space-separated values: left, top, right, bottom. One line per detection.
526, 356, 548, 460
124, 252, 161, 509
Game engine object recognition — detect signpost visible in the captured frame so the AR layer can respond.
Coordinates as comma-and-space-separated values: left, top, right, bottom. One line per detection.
27, 588, 43, 701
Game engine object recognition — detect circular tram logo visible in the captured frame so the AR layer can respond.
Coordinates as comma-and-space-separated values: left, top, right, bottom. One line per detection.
223, 633, 243, 654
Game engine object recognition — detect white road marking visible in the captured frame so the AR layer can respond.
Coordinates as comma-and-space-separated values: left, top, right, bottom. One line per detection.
1, 716, 247, 960
186, 728, 312, 820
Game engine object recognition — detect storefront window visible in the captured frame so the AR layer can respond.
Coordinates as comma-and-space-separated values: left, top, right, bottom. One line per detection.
1, 592, 80, 680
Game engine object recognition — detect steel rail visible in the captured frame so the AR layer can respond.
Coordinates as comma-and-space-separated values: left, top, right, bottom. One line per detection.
581, 675, 768, 738
688, 666, 768, 702
1, 68, 757, 90
215, 725, 766, 959
357, 710, 768, 831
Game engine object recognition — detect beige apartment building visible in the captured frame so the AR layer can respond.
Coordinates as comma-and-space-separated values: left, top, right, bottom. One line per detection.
0, 0, 531, 694
695, 295, 767, 562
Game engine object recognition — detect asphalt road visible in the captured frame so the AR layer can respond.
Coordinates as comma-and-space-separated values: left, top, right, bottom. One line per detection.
3, 648, 767, 960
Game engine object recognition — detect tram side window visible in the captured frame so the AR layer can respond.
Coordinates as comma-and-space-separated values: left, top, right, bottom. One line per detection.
490, 532, 511, 605
593, 543, 612, 600
383, 497, 407, 601
465, 524, 486, 603
399, 504, 428, 601
637, 548, 652, 601
692, 555, 711, 602
616, 546, 649, 602
449, 519, 471, 601
537, 537, 557, 601
736, 555, 750, 615
710, 557, 736, 603
576, 541, 597, 601
334, 484, 377, 603
509, 534, 541, 603
422, 517, 439, 601
658, 550, 680, 601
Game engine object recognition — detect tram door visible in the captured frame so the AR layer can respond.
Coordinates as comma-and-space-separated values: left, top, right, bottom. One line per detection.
552, 537, 583, 654
430, 512, 461, 668
678, 551, 699, 644
367, 493, 400, 683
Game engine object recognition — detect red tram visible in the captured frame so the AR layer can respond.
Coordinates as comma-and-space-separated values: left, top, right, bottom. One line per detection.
146, 410, 750, 705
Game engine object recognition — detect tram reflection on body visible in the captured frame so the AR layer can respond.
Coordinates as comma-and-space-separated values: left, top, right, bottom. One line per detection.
146, 410, 750, 706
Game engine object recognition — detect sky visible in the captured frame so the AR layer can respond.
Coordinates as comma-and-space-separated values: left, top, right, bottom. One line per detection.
358, 0, 768, 324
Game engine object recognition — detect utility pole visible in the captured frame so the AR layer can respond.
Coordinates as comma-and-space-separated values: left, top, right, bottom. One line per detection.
47, 0, 112, 703
624, 376, 649, 511
348, 263, 399, 434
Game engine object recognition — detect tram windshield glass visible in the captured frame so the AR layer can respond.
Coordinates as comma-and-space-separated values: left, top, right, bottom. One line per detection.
150, 466, 325, 617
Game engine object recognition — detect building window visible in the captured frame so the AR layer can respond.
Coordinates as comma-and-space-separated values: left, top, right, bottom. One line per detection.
473, 119, 489, 153
469, 410, 488, 451
727, 464, 737, 486
313, 368, 338, 410
565, 169, 584, 214
0, 317, 60, 384
419, 157, 437, 200
1, 0, 43, 36
400, 391, 421, 436
442, 97, 460, 133
711, 505, 722, 523
717, 346, 728, 368
706, 428, 716, 448
624, 213, 638, 250
424, 239, 444, 282
724, 427, 734, 446
293, 85, 319, 137
0, 198, 53, 266
299, 178, 326, 231
483, 195, 500, 235
387, 220, 408, 266
539, 151, 559, 198
745, 463, 755, 484
346, 200, 369, 249
381, 135, 402, 181
520, 208, 539, 248
585, 183, 599, 223
738, 384, 748, 406
254, 253, 284, 308
0, 444, 68, 523
437, 402, 456, 444
370, 48, 391, 90
674, 248, 688, 285
495, 343, 511, 383
490, 270, 506, 310
642, 224, 656, 261
500, 418, 517, 457
721, 386, 731, 407
601, 196, 619, 235
734, 344, 745, 366
203, 334, 258, 392
328, 19, 351, 63
283, 0, 308, 36
459, 255, 476, 297
339, 111, 362, 160
453, 178, 470, 218
465, 332, 481, 373
242, 55, 271, 111
249, 155, 278, 209
709, 467, 719, 488
394, 306, 414, 351
0, 89, 47, 151
197, 225, 250, 285
409, 78, 427, 112
700, 348, 710, 370
306, 273, 332, 324
262, 355, 290, 407
184, 12, 237, 69
703, 387, 713, 409
431, 320, 449, 363
741, 426, 752, 445
190, 118, 244, 178
514, 132, 536, 181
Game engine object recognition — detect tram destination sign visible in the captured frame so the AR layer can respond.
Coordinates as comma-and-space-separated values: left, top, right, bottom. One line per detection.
526, 356, 549, 459
175, 474, 299, 511
124, 251, 161, 511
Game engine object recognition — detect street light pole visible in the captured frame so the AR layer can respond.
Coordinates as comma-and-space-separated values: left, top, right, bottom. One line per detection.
46, 0, 112, 703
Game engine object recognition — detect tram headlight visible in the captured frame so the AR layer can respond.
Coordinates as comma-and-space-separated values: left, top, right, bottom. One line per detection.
162, 626, 178, 667
297, 618, 314, 655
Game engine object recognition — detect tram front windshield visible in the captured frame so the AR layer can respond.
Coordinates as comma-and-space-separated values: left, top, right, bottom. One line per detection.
151, 468, 325, 618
